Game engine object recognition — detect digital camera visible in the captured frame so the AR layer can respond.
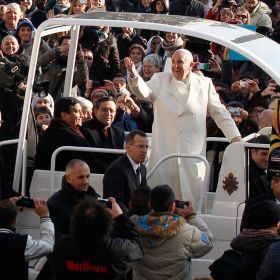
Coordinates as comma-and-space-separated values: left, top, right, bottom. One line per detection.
97, 198, 112, 208
228, 107, 241, 116
198, 63, 211, 71
33, 80, 50, 97
175, 200, 189, 209
239, 80, 248, 88
16, 197, 35, 208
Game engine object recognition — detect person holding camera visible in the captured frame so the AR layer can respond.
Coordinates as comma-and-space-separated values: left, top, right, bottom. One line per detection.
0, 34, 31, 188
0, 197, 54, 280
52, 196, 143, 280
131, 184, 213, 280
38, 35, 88, 102
226, 101, 259, 136
231, 75, 262, 106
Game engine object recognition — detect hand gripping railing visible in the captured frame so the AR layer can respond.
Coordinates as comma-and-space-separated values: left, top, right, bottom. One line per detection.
50, 146, 125, 195
147, 153, 210, 213
0, 139, 27, 195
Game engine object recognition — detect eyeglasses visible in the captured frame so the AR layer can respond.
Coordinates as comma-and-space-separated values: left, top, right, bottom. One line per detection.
131, 144, 150, 150
236, 14, 247, 19
251, 109, 264, 114
85, 56, 93, 61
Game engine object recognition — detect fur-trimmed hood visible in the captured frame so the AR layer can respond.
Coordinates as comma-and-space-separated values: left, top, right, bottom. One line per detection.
132, 212, 185, 247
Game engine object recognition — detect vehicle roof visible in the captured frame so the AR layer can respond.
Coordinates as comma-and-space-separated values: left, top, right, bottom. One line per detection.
37, 12, 280, 83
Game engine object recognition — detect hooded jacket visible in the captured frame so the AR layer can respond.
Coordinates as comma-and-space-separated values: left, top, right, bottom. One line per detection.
131, 212, 213, 280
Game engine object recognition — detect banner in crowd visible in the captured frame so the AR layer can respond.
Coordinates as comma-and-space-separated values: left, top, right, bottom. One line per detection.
229, 24, 256, 61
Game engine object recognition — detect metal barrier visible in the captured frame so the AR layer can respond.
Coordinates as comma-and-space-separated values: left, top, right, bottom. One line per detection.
0, 139, 27, 195
50, 146, 125, 195
147, 153, 210, 213
48, 134, 269, 204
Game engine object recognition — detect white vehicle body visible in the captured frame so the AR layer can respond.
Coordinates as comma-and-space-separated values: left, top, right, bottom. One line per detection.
7, 12, 279, 279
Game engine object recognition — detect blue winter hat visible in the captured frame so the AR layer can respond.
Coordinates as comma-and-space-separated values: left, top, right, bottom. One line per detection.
15, 18, 36, 35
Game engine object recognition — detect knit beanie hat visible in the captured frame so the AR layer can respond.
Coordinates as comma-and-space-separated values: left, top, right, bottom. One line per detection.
31, 93, 55, 115
90, 86, 108, 101
15, 18, 36, 36
242, 199, 280, 229
129, 44, 146, 57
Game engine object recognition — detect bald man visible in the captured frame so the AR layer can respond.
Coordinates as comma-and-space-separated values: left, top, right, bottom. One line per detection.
259, 109, 273, 129
124, 49, 241, 207
47, 159, 99, 240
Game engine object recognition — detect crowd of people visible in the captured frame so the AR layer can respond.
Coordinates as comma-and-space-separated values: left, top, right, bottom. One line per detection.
0, 0, 278, 191
1, 158, 214, 279
0, 0, 280, 278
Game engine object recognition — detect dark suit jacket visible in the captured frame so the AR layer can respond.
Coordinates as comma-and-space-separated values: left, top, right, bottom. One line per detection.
82, 118, 125, 173
103, 154, 147, 211
249, 159, 270, 201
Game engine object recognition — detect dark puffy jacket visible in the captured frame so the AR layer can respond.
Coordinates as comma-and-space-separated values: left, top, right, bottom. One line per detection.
257, 241, 280, 280
0, 20, 11, 43
52, 214, 143, 280
24, 4, 47, 28
210, 231, 280, 280
47, 176, 99, 240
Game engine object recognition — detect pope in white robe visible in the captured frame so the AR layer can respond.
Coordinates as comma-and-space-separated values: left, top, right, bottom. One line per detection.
124, 50, 241, 209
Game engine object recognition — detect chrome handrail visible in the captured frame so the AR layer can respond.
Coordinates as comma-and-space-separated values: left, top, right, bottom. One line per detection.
50, 146, 125, 195
147, 153, 209, 213
0, 139, 27, 194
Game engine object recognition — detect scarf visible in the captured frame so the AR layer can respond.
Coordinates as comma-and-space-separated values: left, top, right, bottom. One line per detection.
161, 36, 183, 51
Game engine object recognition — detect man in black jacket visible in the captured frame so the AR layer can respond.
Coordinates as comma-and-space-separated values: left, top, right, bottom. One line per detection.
52, 197, 143, 280
35, 97, 95, 171
82, 96, 125, 173
248, 135, 270, 200
0, 3, 21, 43
47, 159, 99, 240
103, 130, 149, 211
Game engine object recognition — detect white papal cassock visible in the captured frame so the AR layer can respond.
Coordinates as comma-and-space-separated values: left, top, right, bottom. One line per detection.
129, 72, 241, 208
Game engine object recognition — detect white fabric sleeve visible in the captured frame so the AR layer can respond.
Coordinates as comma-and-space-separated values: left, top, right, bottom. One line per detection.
24, 217, 55, 261
128, 72, 153, 102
